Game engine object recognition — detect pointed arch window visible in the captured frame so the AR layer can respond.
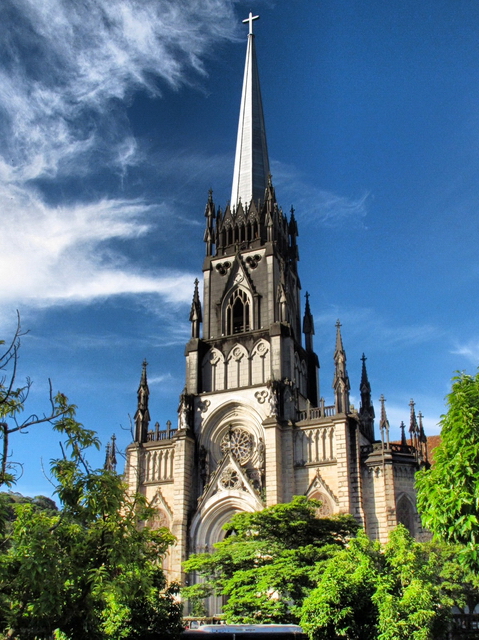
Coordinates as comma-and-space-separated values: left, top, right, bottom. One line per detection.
225, 289, 251, 335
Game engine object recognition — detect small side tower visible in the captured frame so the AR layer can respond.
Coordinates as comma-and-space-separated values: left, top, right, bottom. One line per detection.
333, 320, 350, 414
303, 292, 319, 406
134, 359, 150, 444
359, 354, 375, 441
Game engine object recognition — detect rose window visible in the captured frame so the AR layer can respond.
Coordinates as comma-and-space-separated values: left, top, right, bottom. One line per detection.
220, 467, 241, 490
220, 427, 253, 464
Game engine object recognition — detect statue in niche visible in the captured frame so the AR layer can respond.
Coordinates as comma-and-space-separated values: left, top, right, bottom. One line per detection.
257, 437, 265, 472
267, 380, 279, 417
199, 445, 209, 486
178, 387, 191, 430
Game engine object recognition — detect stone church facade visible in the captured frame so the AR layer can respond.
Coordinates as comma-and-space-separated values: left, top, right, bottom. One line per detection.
124, 13, 429, 595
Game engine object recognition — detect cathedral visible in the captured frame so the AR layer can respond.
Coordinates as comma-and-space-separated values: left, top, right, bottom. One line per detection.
124, 13, 429, 600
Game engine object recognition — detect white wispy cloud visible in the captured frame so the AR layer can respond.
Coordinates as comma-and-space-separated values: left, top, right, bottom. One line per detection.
451, 339, 479, 366
0, 0, 237, 316
314, 306, 443, 351
0, 0, 237, 181
0, 184, 196, 311
270, 159, 369, 227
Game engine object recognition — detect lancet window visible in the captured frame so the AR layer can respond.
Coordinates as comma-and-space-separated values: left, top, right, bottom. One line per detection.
225, 289, 251, 335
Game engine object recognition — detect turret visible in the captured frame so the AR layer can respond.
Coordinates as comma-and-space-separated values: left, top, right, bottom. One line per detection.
203, 189, 215, 256
302, 292, 319, 406
418, 411, 428, 462
189, 278, 202, 339
359, 354, 375, 440
333, 320, 350, 414
134, 360, 150, 443
302, 292, 314, 352
378, 395, 390, 449
104, 434, 117, 471
409, 399, 419, 450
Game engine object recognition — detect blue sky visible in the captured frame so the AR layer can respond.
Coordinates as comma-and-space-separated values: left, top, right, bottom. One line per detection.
1, 0, 478, 498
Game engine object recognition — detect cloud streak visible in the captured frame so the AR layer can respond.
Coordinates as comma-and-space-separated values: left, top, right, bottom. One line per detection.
0, 0, 237, 181
0, 0, 237, 316
314, 306, 443, 351
451, 339, 479, 366
0, 184, 197, 308
270, 160, 369, 227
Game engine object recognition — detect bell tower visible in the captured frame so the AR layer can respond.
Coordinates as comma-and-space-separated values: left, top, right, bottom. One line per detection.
183, 12, 319, 561
186, 13, 317, 411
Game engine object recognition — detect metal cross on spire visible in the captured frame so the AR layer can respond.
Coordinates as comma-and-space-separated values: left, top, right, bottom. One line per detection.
243, 11, 259, 35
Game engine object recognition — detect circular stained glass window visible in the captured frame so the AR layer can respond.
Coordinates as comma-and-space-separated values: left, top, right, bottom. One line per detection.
220, 427, 253, 464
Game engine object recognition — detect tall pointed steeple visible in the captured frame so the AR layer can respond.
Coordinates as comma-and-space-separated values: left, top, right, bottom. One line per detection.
230, 12, 270, 209
333, 320, 350, 414
134, 359, 150, 443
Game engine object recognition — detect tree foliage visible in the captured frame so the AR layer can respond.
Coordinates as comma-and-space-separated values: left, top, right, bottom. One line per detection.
416, 370, 479, 569
0, 384, 182, 639
182, 496, 359, 623
0, 315, 74, 487
300, 530, 380, 640
301, 526, 455, 640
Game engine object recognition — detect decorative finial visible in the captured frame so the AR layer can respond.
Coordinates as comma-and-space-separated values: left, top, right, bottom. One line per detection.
379, 395, 389, 447
243, 12, 260, 35
335, 319, 342, 330
379, 394, 386, 414
400, 421, 407, 446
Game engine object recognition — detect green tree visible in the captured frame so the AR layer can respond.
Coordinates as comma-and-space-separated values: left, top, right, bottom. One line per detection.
301, 526, 452, 640
0, 315, 73, 487
373, 527, 450, 640
300, 530, 380, 640
416, 370, 479, 569
0, 402, 183, 640
182, 496, 359, 623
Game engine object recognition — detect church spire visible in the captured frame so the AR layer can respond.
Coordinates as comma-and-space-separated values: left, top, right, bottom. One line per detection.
134, 359, 150, 443
104, 434, 117, 471
230, 12, 270, 209
303, 292, 315, 351
359, 354, 375, 440
333, 320, 350, 414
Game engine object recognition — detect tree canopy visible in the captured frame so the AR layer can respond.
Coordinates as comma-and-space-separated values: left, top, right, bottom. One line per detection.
182, 496, 359, 623
0, 405, 183, 639
301, 526, 455, 640
0, 321, 183, 639
416, 370, 479, 569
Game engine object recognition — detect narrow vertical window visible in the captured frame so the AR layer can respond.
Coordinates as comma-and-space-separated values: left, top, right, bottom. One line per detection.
225, 289, 251, 335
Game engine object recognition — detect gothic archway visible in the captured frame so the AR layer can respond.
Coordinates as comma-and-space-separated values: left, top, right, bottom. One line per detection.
396, 493, 416, 535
